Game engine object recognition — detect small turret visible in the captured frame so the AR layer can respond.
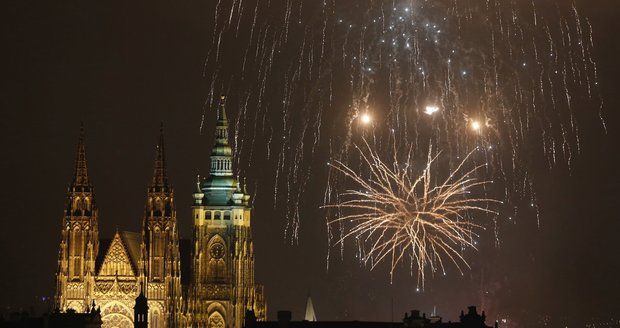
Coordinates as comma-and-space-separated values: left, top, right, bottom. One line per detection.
193, 175, 205, 205
232, 176, 245, 205
242, 178, 251, 206
134, 290, 148, 328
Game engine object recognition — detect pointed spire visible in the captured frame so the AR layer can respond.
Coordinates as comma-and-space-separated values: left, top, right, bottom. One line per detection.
192, 173, 205, 205
304, 295, 317, 321
195, 174, 202, 192
151, 123, 168, 187
71, 122, 90, 188
210, 95, 233, 177
217, 94, 228, 122
214, 95, 230, 147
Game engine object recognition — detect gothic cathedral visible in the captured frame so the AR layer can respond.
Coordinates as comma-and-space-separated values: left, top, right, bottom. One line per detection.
54, 96, 266, 328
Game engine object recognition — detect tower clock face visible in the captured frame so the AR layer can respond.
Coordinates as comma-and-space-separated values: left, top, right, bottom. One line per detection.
210, 243, 225, 259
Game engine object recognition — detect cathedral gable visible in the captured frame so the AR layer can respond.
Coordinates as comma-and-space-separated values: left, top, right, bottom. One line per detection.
97, 232, 138, 277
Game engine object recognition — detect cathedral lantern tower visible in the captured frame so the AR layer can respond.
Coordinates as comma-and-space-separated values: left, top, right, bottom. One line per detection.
55, 124, 99, 311
141, 124, 182, 327
190, 96, 266, 328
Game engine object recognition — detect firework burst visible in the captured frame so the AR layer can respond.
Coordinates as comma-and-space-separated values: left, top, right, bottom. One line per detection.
198, 0, 603, 241
325, 139, 499, 288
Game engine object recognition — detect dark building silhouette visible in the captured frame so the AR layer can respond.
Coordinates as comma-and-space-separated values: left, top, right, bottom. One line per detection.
0, 307, 102, 328
245, 306, 496, 328
134, 292, 149, 328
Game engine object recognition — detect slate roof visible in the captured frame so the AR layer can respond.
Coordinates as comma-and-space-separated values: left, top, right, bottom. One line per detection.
119, 231, 142, 273
95, 239, 111, 273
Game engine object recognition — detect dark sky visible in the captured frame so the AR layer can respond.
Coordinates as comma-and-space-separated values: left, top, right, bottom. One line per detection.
1, 0, 619, 326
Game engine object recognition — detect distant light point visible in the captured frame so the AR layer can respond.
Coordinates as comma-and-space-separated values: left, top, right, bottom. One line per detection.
360, 113, 372, 125
470, 120, 482, 132
424, 105, 439, 115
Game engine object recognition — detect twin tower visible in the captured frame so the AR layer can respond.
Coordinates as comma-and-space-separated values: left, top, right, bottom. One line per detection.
54, 96, 267, 328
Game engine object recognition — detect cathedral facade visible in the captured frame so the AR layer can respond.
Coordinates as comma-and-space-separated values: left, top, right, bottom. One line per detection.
54, 96, 266, 328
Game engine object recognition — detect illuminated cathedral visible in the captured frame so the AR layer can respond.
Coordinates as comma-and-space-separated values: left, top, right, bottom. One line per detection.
54, 96, 267, 328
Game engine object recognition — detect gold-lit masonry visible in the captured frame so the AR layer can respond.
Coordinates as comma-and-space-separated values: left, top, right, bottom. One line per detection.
55, 97, 266, 328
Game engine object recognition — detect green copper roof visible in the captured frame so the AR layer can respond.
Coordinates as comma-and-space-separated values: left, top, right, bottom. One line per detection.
200, 95, 246, 206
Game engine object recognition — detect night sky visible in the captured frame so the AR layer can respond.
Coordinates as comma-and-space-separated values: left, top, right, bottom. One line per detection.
1, 0, 619, 326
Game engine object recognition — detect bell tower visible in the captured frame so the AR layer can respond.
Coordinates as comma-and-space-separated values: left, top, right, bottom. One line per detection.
189, 96, 265, 328
55, 123, 99, 311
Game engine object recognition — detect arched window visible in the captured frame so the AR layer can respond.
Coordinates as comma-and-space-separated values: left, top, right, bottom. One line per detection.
70, 227, 83, 279
152, 310, 160, 328
216, 259, 226, 278
207, 258, 226, 281
152, 228, 165, 279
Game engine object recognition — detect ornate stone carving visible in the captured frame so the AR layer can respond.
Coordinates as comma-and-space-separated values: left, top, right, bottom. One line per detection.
204, 284, 230, 300
102, 313, 132, 328
209, 312, 225, 328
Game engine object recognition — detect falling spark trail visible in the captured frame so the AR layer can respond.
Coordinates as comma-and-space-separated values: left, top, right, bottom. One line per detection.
197, 0, 604, 246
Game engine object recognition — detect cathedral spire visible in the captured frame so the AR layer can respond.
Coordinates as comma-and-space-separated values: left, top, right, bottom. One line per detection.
151, 122, 168, 188
56, 123, 99, 307
72, 123, 90, 188
210, 95, 233, 177
304, 294, 317, 321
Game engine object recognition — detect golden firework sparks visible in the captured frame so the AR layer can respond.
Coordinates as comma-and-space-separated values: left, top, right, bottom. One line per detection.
325, 139, 499, 289
359, 113, 372, 125
424, 105, 440, 115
